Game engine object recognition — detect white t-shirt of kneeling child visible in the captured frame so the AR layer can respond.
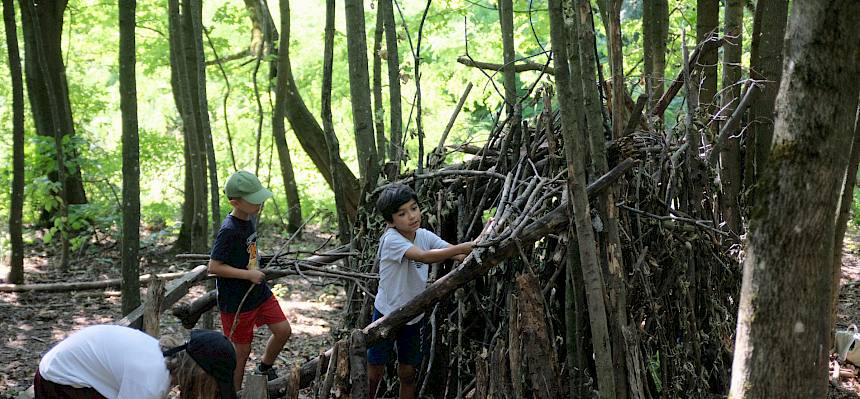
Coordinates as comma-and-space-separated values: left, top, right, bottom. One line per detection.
374, 227, 450, 325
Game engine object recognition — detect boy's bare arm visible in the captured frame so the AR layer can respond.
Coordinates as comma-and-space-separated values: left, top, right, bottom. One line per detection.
405, 241, 475, 264
208, 259, 265, 284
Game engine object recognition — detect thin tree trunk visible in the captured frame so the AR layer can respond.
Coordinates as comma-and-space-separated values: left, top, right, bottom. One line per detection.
600, 0, 626, 139
4, 0, 25, 284
548, 0, 617, 397
273, 5, 360, 219
169, 0, 207, 253
718, 0, 744, 235
832, 110, 860, 329
188, 0, 220, 244
119, 0, 141, 315
380, 0, 402, 166
321, 0, 350, 243
746, 0, 789, 189
344, 0, 379, 191
575, 0, 638, 395
273, 0, 304, 235
643, 0, 668, 115
696, 0, 719, 132
565, 230, 590, 398
185, 0, 208, 252
372, 7, 386, 163
498, 0, 517, 115
412, 0, 431, 177
729, 1, 860, 396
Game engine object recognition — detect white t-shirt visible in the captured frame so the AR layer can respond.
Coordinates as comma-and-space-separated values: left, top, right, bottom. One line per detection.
374, 227, 450, 324
38, 325, 171, 399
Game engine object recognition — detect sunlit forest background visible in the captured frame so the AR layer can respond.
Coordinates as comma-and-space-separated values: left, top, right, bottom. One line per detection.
0, 0, 783, 247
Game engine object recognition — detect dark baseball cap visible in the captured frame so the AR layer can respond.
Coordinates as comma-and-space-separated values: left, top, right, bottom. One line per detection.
167, 329, 237, 399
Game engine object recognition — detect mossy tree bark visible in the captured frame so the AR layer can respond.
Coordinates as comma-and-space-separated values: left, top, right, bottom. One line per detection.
730, 1, 860, 396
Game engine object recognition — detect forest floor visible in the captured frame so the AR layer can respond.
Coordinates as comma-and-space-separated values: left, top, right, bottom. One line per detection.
3, 227, 860, 398
0, 226, 347, 399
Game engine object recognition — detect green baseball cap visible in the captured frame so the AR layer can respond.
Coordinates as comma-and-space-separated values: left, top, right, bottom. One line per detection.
224, 171, 273, 205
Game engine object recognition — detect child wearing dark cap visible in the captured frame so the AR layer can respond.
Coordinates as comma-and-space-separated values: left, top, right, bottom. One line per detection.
34, 325, 237, 399
208, 171, 291, 389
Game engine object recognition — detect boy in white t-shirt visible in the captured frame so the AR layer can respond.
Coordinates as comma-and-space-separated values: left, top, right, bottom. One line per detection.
367, 183, 476, 399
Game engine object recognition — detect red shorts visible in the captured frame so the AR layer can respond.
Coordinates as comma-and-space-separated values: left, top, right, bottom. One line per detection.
220, 295, 287, 344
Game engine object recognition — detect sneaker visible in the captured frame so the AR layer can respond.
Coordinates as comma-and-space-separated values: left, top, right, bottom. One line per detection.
255, 363, 278, 381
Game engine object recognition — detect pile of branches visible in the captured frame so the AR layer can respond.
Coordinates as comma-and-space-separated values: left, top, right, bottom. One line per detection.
323, 83, 740, 398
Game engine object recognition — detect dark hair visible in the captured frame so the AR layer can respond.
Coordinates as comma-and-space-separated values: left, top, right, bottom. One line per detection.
376, 183, 418, 222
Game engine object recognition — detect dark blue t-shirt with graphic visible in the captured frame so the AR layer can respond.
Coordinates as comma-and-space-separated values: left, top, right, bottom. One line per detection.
210, 214, 272, 313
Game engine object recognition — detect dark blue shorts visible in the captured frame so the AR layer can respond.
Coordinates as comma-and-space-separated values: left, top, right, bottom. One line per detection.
366, 308, 422, 366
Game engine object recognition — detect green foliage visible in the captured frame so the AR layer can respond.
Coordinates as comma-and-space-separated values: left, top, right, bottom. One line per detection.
0, 0, 801, 249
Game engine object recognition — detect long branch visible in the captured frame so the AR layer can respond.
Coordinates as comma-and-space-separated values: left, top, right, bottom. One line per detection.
266, 158, 636, 396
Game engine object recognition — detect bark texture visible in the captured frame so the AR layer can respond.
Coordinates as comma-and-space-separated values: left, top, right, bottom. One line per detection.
730, 1, 860, 396
4, 0, 25, 284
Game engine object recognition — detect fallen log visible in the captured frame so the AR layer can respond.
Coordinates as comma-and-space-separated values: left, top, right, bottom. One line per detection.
115, 265, 209, 329
172, 245, 353, 329
266, 158, 636, 396
0, 270, 192, 293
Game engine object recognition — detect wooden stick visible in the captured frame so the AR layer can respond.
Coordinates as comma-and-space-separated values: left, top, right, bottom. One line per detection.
143, 277, 165, 338
241, 374, 268, 399
457, 55, 555, 75
648, 36, 723, 118
349, 330, 368, 398
430, 82, 473, 167
115, 265, 209, 330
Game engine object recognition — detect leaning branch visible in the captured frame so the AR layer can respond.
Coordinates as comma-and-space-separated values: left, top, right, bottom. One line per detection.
266, 158, 636, 397
457, 55, 555, 75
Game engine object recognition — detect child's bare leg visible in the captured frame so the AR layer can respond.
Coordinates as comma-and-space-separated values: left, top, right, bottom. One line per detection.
368, 364, 385, 399
233, 342, 252, 390
262, 320, 291, 365
397, 364, 417, 399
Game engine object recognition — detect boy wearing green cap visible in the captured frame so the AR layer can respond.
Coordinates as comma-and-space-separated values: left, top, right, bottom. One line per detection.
208, 171, 292, 390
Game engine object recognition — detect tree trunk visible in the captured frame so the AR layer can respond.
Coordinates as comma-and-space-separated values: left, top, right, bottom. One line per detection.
4, 0, 25, 284
169, 0, 208, 253
696, 0, 719, 134
17, 0, 87, 208
242, 0, 277, 57
643, 0, 668, 115
498, 0, 517, 116
119, 0, 141, 315
21, 0, 69, 271
746, 0, 789, 189
576, 1, 641, 396
273, 0, 304, 236
189, 0, 220, 242
275, 3, 360, 218
600, 0, 626, 139
548, 0, 617, 397
321, 0, 351, 242
344, 0, 379, 191
729, 1, 860, 396
372, 7, 386, 163
718, 0, 743, 235
833, 111, 860, 328
380, 0, 402, 166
